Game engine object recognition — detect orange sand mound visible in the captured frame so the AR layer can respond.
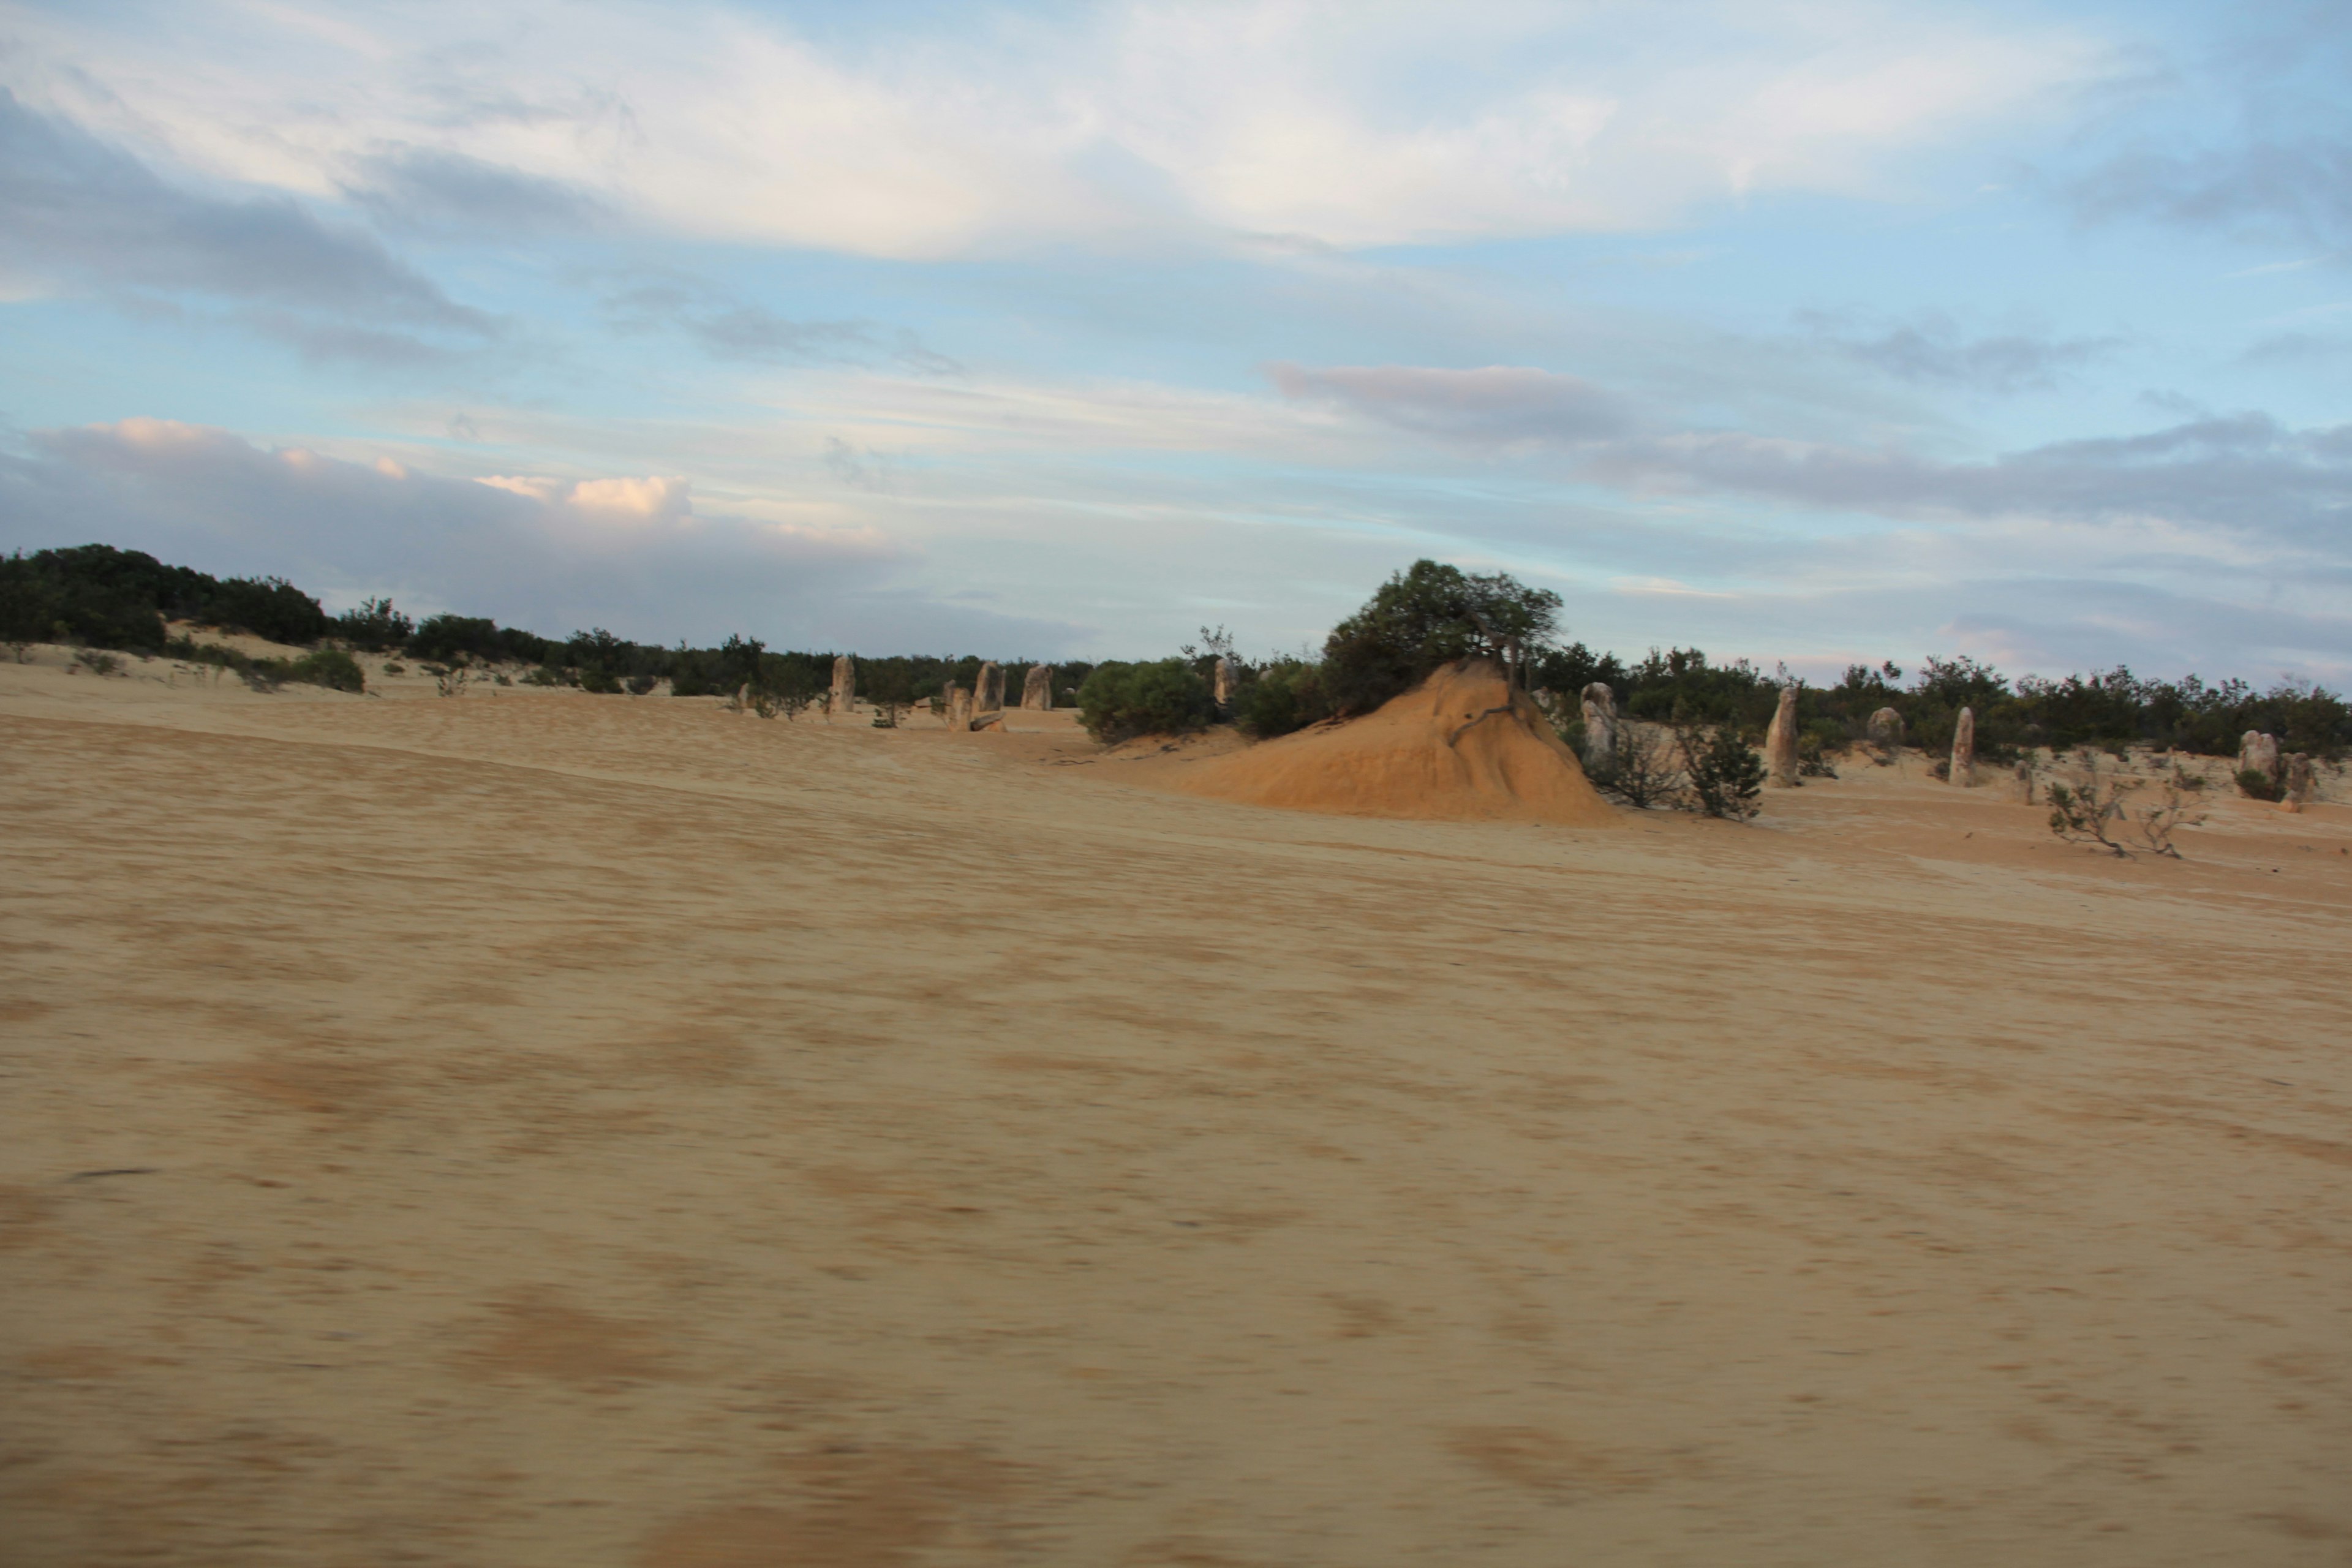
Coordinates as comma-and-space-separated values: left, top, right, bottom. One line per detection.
1173, 658, 1617, 824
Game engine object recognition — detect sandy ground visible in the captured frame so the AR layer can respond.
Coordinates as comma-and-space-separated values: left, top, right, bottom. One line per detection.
3, 648, 2350, 1567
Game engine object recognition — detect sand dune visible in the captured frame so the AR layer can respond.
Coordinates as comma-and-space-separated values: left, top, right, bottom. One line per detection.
3, 654, 2350, 1566
1171, 660, 1616, 826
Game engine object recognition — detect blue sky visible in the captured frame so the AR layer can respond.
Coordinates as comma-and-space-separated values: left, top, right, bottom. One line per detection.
2, 0, 2346, 677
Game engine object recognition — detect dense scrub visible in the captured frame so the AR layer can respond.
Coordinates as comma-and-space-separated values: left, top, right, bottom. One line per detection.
7, 542, 2343, 755
1527, 648, 2350, 761
1078, 660, 1216, 742
1, 545, 330, 650
2, 543, 1092, 711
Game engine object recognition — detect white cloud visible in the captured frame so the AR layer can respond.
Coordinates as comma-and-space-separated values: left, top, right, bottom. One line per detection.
477, 472, 692, 521
4, 0, 2106, 257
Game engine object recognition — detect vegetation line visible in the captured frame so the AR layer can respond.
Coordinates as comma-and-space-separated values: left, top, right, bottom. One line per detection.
6, 543, 2344, 761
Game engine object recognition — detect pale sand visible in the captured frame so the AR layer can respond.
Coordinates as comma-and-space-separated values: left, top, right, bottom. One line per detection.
1170, 662, 1616, 826
3, 652, 2350, 1567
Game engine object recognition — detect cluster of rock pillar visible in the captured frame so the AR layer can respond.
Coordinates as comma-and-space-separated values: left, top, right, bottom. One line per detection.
2244, 729, 2316, 808
942, 661, 1053, 732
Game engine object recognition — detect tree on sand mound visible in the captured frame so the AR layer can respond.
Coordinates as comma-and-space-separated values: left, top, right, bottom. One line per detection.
1322, 560, 1561, 717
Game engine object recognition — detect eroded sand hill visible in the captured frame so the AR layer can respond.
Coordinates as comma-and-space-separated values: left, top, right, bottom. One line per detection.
1170, 660, 1617, 826
2, 655, 2350, 1567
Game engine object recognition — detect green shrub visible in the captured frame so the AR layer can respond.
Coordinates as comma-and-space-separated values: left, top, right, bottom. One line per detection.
1078, 659, 1215, 742
579, 666, 622, 695
1233, 658, 1332, 739
204, 576, 328, 644
279, 648, 366, 693
2236, 769, 2284, 802
334, 597, 413, 651
1681, 726, 1766, 820
626, 673, 658, 696
411, 613, 548, 666
523, 665, 569, 687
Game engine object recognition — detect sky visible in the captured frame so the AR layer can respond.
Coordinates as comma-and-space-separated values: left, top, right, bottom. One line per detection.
1, 0, 2347, 679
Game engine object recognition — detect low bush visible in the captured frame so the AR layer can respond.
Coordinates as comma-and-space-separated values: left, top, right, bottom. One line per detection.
278, 649, 366, 693
2048, 753, 2206, 858
1681, 725, 1766, 820
159, 636, 358, 692
1586, 723, 1685, 809
1232, 658, 1333, 739
2236, 769, 2284, 802
1079, 659, 1215, 742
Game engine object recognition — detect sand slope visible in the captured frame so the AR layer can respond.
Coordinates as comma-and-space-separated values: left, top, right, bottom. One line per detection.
2, 661, 2350, 1567
1172, 659, 1616, 824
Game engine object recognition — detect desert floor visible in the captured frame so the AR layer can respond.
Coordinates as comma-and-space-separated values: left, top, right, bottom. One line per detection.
4, 649, 2350, 1567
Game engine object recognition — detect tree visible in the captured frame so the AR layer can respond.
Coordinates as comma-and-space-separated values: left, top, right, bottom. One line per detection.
864, 661, 915, 728
1321, 560, 1561, 716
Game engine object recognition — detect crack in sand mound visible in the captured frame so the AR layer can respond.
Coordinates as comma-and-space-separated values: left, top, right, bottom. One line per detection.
1173, 660, 1617, 825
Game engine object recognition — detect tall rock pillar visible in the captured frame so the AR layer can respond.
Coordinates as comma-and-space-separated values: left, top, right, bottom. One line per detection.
1578, 683, 1617, 771
1950, 706, 1976, 787
1764, 686, 1801, 786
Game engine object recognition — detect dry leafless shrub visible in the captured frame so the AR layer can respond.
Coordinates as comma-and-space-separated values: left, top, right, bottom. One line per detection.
2046, 749, 2206, 859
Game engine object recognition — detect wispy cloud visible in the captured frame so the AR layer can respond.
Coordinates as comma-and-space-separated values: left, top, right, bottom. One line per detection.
597, 273, 960, 373
1267, 363, 1634, 443
0, 86, 495, 360
1584, 412, 2352, 554
5, 0, 2106, 256
338, 146, 614, 235
2069, 137, 2352, 249
1796, 311, 2122, 394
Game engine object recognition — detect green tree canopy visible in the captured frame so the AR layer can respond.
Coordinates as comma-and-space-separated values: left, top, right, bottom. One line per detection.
1320, 559, 1561, 715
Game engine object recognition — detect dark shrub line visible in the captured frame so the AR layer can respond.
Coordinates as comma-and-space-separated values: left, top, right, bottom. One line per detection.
8, 544, 2343, 756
